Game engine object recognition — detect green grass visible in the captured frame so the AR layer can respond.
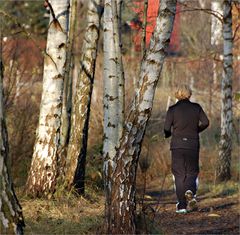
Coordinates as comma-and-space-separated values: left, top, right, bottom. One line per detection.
210, 181, 239, 197
198, 181, 239, 198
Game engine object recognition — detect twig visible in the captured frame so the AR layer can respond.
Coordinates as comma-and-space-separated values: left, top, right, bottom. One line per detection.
0, 10, 58, 70
178, 2, 223, 23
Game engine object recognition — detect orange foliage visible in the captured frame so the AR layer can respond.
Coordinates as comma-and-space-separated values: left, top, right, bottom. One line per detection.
130, 0, 180, 53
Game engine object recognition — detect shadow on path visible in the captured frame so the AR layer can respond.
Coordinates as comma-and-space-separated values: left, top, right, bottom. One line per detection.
141, 188, 239, 235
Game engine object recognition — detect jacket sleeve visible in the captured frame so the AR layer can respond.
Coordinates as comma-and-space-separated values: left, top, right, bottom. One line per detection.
198, 106, 209, 133
164, 107, 173, 138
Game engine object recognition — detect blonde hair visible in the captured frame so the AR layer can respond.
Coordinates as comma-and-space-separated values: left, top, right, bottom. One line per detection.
175, 85, 192, 100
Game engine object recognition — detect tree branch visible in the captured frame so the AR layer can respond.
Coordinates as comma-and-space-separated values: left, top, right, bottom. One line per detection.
0, 10, 58, 70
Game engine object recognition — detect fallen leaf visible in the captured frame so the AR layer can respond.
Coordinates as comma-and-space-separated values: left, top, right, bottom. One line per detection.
144, 195, 153, 199
208, 213, 221, 217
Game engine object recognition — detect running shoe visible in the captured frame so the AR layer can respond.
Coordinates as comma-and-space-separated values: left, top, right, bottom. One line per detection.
185, 190, 198, 212
176, 203, 187, 214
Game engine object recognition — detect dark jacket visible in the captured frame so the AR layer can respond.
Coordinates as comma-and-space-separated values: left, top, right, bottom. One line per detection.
164, 99, 209, 150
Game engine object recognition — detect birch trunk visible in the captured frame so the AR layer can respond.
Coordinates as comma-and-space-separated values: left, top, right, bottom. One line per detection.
217, 0, 233, 182
141, 0, 148, 57
111, 0, 125, 140
211, 1, 223, 83
211, 0, 223, 47
107, 0, 177, 233
64, 0, 103, 193
210, 0, 223, 117
58, 0, 77, 179
0, 24, 24, 234
103, 0, 125, 229
26, 0, 69, 197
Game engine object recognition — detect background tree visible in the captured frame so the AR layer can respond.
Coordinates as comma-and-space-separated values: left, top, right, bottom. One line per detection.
26, 0, 70, 197
105, 0, 177, 233
217, 0, 233, 182
141, 0, 148, 57
64, 0, 103, 194
0, 18, 24, 234
58, 0, 77, 180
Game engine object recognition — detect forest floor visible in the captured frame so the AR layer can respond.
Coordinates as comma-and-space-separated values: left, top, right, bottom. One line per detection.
140, 182, 239, 235
19, 181, 239, 234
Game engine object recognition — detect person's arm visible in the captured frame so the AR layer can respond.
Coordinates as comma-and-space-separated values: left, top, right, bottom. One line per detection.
198, 106, 209, 133
164, 107, 173, 138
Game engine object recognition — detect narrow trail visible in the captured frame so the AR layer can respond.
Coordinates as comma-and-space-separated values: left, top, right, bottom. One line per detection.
142, 188, 239, 234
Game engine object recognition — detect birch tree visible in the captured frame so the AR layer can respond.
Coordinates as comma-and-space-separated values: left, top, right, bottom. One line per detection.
58, 0, 77, 170
105, 0, 177, 233
26, 0, 70, 197
0, 21, 24, 234
141, 0, 148, 57
211, 0, 223, 64
103, 0, 125, 226
112, 0, 125, 138
210, 1, 223, 117
217, 0, 233, 182
64, 0, 103, 193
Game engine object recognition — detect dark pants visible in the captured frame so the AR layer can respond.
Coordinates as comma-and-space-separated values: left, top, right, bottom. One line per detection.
171, 149, 199, 209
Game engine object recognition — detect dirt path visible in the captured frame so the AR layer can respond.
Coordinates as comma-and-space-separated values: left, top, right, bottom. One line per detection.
143, 190, 239, 234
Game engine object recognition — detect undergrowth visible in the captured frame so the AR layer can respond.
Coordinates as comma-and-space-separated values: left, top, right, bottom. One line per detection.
19, 187, 104, 235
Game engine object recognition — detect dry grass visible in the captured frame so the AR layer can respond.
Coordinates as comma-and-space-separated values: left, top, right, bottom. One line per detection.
19, 189, 105, 235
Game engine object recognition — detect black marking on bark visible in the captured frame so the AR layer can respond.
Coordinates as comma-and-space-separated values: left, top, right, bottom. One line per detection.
58, 43, 66, 49
45, 0, 64, 32
107, 122, 116, 128
53, 74, 63, 79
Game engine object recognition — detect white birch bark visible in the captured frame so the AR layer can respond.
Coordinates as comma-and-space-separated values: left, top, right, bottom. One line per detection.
106, 0, 177, 233
59, 0, 77, 155
217, 0, 233, 181
211, 1, 223, 46
103, 0, 120, 189
211, 0, 223, 82
0, 23, 24, 234
103, 0, 125, 228
111, 0, 125, 141
64, 0, 103, 193
26, 0, 69, 197
57, 0, 77, 184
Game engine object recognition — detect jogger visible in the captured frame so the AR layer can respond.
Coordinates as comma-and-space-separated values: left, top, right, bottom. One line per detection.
164, 85, 209, 213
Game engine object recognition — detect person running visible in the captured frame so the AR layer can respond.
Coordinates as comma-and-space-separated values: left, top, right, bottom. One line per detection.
164, 85, 209, 214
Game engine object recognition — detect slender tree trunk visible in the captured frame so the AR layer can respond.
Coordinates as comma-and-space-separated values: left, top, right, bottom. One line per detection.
210, 1, 222, 117
0, 21, 24, 234
106, 0, 177, 234
217, 0, 233, 182
111, 0, 125, 139
142, 0, 148, 57
58, 0, 77, 180
211, 0, 223, 48
103, 0, 124, 230
64, 0, 103, 194
26, 0, 70, 197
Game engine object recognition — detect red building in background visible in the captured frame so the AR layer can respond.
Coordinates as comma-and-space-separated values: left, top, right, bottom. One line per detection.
130, 0, 181, 54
